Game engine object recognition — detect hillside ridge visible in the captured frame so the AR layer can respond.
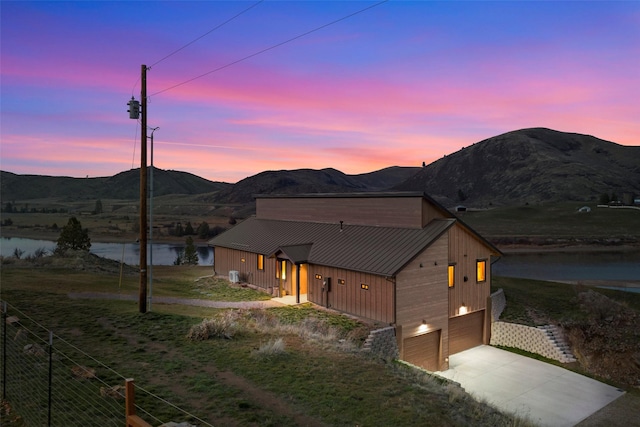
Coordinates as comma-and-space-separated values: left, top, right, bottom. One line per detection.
2, 128, 638, 207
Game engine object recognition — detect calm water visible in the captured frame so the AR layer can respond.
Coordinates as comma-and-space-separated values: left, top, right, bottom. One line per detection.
0, 237, 213, 266
493, 251, 640, 282
2, 237, 638, 281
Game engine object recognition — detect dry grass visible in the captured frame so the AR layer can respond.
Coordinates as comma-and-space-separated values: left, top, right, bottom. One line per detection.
253, 338, 287, 359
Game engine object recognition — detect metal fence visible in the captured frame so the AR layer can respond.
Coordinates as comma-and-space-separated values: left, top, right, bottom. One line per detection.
1, 301, 213, 427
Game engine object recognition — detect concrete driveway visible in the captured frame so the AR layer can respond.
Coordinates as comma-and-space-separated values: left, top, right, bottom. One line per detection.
436, 346, 625, 427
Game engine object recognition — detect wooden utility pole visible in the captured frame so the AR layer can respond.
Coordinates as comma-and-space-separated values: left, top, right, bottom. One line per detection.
139, 64, 148, 313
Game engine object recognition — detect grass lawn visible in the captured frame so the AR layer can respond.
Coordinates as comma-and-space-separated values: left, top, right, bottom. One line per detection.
1, 261, 525, 427
460, 202, 639, 240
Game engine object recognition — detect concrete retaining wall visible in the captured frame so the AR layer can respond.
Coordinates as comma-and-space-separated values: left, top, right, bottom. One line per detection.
362, 326, 399, 361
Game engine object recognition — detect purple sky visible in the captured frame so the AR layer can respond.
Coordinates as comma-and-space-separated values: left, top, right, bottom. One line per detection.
2, 1, 639, 183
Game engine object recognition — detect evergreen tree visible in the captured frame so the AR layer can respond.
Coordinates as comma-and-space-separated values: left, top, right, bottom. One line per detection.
184, 221, 195, 235
55, 217, 91, 254
93, 199, 103, 214
183, 236, 199, 265
197, 221, 210, 239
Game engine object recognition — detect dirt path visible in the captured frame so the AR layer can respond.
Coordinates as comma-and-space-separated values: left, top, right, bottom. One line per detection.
96, 312, 327, 427
68, 292, 284, 309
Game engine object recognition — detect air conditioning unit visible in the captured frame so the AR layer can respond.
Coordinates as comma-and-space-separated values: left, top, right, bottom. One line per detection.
229, 270, 239, 283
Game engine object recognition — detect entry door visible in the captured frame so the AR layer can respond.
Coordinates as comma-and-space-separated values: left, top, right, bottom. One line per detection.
292, 264, 308, 295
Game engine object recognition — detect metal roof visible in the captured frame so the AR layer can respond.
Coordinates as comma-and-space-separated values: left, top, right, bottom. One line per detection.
209, 217, 456, 277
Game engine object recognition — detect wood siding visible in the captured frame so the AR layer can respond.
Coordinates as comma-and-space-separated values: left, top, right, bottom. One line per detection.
307, 265, 394, 323
214, 247, 279, 291
395, 235, 449, 370
257, 197, 425, 228
420, 198, 448, 227
447, 224, 492, 317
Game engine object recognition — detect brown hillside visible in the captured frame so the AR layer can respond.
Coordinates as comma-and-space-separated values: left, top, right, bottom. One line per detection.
214, 167, 420, 204
0, 168, 230, 201
394, 128, 640, 207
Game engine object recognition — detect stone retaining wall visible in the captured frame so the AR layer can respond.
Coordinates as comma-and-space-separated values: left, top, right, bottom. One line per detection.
490, 288, 506, 321
362, 326, 399, 361
490, 321, 576, 363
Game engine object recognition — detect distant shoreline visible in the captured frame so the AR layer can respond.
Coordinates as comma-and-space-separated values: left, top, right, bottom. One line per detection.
0, 228, 204, 246
498, 244, 640, 255
3, 228, 639, 254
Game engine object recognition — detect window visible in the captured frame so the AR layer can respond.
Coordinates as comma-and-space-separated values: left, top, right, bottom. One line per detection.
448, 264, 455, 288
476, 260, 487, 283
276, 260, 286, 279
257, 254, 264, 271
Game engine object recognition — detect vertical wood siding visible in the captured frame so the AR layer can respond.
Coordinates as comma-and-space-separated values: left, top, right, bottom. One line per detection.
213, 247, 278, 291
395, 235, 450, 369
447, 224, 492, 317
307, 265, 394, 323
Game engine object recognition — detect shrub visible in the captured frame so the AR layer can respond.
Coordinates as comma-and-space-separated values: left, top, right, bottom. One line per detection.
253, 338, 287, 359
187, 311, 241, 340
34, 247, 48, 258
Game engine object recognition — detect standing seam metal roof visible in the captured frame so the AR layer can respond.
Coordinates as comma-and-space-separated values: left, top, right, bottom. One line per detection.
209, 217, 456, 276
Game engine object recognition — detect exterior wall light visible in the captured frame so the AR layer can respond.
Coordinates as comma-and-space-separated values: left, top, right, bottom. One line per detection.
459, 304, 468, 315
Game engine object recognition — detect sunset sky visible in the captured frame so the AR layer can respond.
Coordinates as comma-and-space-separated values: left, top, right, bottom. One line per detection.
2, 1, 639, 183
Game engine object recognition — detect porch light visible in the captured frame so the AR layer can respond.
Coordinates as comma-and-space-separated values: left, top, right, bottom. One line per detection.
459, 304, 468, 315
418, 320, 429, 333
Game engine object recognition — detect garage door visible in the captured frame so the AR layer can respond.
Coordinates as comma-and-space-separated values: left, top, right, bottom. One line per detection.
449, 310, 484, 355
403, 330, 441, 371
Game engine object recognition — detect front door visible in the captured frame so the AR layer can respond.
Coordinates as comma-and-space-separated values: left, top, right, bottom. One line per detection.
292, 264, 308, 296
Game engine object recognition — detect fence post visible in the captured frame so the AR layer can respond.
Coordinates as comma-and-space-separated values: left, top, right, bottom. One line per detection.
126, 378, 136, 426
48, 330, 53, 426
2, 301, 6, 401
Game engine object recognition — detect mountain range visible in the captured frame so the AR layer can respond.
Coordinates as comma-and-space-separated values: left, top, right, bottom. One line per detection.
2, 128, 638, 207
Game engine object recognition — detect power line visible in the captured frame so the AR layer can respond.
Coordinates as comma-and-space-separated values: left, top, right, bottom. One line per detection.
151, 0, 389, 97
149, 0, 264, 69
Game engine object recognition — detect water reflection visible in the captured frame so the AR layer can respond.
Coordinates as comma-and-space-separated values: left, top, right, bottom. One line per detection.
0, 237, 212, 266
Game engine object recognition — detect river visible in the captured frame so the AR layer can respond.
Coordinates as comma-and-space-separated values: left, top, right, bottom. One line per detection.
0, 237, 213, 266
2, 237, 638, 284
493, 251, 639, 282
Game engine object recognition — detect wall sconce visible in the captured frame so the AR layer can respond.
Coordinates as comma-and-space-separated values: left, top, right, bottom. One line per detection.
419, 263, 423, 268
241, 258, 246, 263
463, 276, 468, 282
459, 304, 468, 315
434, 261, 438, 265
418, 320, 429, 333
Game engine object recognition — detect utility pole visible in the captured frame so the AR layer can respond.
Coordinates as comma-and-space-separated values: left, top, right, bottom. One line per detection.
148, 126, 159, 312
139, 64, 148, 314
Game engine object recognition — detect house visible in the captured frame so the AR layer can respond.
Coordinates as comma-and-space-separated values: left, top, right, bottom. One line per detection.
208, 192, 502, 371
